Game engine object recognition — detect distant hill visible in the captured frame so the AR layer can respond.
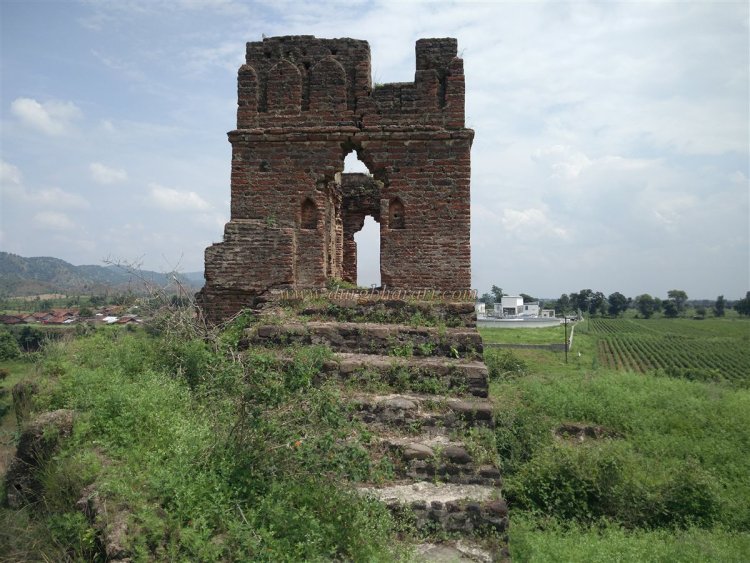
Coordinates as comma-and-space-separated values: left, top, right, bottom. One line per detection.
0, 252, 204, 297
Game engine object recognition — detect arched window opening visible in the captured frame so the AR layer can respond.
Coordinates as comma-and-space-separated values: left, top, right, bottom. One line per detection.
355, 215, 381, 287
301, 198, 317, 229
389, 198, 405, 229
344, 151, 370, 174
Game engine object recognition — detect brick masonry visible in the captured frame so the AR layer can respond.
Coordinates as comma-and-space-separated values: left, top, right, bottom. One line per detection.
198, 36, 474, 322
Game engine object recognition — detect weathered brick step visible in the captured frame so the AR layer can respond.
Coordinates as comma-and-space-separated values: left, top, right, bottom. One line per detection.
376, 436, 502, 487
348, 392, 494, 430
414, 541, 494, 563
243, 321, 483, 360
358, 481, 508, 538
293, 298, 476, 328
323, 352, 488, 397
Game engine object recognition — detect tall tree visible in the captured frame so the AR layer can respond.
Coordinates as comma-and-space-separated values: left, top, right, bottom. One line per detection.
519, 293, 537, 303
635, 294, 658, 319
491, 285, 504, 302
735, 291, 750, 316
667, 289, 688, 314
663, 300, 679, 318
590, 292, 607, 316
572, 289, 593, 314
608, 292, 629, 317
556, 294, 571, 316
713, 295, 726, 317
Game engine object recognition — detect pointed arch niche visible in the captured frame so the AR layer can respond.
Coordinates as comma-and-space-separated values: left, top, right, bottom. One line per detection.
388, 198, 405, 229
300, 197, 318, 230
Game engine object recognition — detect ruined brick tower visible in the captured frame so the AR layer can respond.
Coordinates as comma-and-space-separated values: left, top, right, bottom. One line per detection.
198, 36, 473, 321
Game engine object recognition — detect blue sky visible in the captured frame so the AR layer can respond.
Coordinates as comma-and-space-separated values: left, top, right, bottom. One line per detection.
1, 0, 748, 299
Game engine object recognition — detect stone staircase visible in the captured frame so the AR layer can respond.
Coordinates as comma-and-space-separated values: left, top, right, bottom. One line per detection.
243, 295, 509, 561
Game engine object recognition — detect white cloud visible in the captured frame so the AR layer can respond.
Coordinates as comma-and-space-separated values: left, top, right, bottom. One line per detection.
90, 162, 128, 184
100, 119, 116, 133
147, 182, 211, 211
730, 171, 747, 185
185, 41, 245, 75
91, 49, 147, 82
31, 187, 90, 209
0, 160, 23, 186
501, 208, 570, 241
10, 97, 82, 135
177, 0, 250, 14
532, 145, 592, 179
0, 161, 88, 208
33, 211, 75, 230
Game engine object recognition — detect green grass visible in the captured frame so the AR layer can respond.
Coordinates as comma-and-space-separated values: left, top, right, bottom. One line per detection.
511, 515, 750, 562
481, 324, 569, 345
480, 322, 750, 560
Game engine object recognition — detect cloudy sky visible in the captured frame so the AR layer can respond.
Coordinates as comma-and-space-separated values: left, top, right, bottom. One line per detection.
1, 0, 747, 299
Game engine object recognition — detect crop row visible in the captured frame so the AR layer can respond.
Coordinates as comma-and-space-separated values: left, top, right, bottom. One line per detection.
589, 318, 750, 339
597, 334, 748, 384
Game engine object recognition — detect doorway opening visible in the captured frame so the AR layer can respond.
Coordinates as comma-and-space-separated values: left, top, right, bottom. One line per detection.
342, 149, 380, 288
354, 215, 381, 288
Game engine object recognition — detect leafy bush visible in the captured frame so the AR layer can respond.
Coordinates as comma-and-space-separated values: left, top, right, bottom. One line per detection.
486, 349, 528, 381
250, 478, 400, 561
0, 329, 20, 360
47, 512, 99, 560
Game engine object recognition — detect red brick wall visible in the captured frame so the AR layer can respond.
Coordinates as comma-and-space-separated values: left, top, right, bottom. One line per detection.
198, 36, 473, 322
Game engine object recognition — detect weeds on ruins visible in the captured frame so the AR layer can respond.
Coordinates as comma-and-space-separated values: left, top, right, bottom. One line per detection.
2, 307, 749, 560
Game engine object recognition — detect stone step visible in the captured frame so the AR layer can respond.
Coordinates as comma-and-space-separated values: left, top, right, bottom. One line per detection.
347, 392, 494, 430
290, 297, 477, 328
374, 436, 502, 488
323, 352, 488, 397
414, 541, 495, 563
243, 321, 483, 360
358, 481, 508, 539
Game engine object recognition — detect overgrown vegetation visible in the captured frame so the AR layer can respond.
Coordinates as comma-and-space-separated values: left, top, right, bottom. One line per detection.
2, 308, 749, 560
0, 314, 407, 561
484, 317, 750, 560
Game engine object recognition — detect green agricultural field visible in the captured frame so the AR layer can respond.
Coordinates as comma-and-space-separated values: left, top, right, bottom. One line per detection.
583, 318, 750, 385
480, 319, 750, 561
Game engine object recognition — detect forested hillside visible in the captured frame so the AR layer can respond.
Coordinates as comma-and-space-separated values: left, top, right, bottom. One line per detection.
0, 252, 203, 296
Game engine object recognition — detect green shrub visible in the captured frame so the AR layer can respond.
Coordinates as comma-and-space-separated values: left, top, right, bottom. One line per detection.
508, 441, 639, 524
493, 363, 750, 531
47, 511, 100, 560
250, 478, 400, 561
493, 400, 551, 473
660, 458, 721, 528
0, 329, 20, 360
486, 349, 528, 381
39, 450, 102, 513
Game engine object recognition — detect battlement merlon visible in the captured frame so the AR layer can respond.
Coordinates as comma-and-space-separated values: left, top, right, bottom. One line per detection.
235, 36, 465, 130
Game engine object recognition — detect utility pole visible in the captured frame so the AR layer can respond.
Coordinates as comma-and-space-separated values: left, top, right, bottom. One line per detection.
564, 316, 568, 364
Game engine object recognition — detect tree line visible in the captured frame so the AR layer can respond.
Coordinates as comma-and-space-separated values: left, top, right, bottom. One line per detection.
479, 287, 750, 319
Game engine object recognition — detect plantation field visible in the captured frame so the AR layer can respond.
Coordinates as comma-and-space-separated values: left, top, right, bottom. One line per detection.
583, 318, 750, 385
